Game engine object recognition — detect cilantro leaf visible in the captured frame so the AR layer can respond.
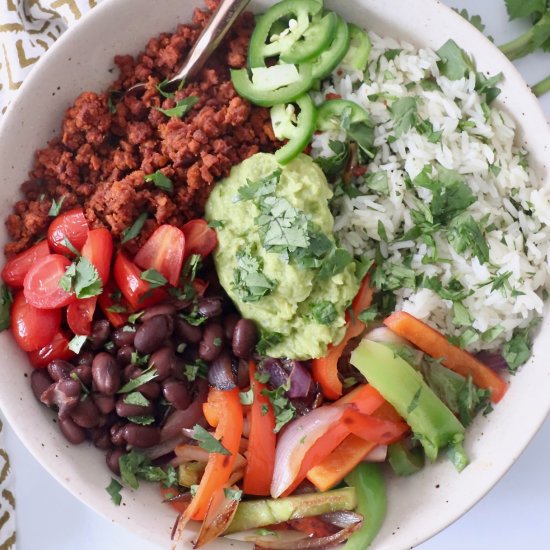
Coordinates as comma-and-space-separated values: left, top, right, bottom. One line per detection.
505, 0, 547, 20
118, 366, 158, 393
119, 450, 178, 490
262, 383, 296, 433
364, 172, 389, 195
311, 300, 337, 325
317, 248, 354, 280
59, 257, 102, 299
128, 415, 156, 426
503, 328, 533, 372
422, 276, 473, 301
256, 331, 284, 356
233, 248, 276, 303
347, 121, 375, 160
436, 39, 475, 80
123, 392, 150, 407
157, 96, 199, 118
48, 196, 66, 217
236, 170, 281, 202
0, 285, 13, 331
144, 170, 173, 192
121, 213, 148, 244
140, 268, 168, 289
358, 305, 378, 323
184, 360, 208, 382
192, 424, 231, 455
156, 78, 184, 99
389, 97, 418, 137
453, 8, 487, 33
106, 478, 123, 506
452, 302, 472, 327
448, 213, 489, 263
315, 141, 349, 177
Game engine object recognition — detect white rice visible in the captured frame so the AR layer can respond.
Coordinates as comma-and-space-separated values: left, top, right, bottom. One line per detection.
311, 33, 550, 352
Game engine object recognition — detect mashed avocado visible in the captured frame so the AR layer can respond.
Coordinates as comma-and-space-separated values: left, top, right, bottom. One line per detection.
205, 153, 359, 360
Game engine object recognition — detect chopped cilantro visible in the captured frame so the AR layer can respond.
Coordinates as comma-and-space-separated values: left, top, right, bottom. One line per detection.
208, 219, 225, 229
130, 351, 149, 367
119, 450, 178, 490
48, 196, 66, 217
255, 370, 271, 384
385, 48, 403, 60
452, 302, 472, 327
407, 387, 422, 414
59, 257, 102, 299
192, 424, 230, 455
156, 78, 184, 99
0, 285, 13, 331
436, 39, 475, 80
123, 392, 150, 407
128, 415, 155, 426
422, 276, 472, 301
448, 213, 489, 264
256, 331, 284, 356
157, 96, 199, 118
389, 96, 419, 137
482, 325, 505, 343
184, 360, 208, 382
311, 300, 337, 325
121, 213, 148, 244
107, 304, 127, 313
262, 383, 296, 433
233, 247, 276, 303
118, 365, 158, 393
478, 270, 513, 295
315, 141, 349, 177
128, 311, 144, 324
144, 170, 173, 192
106, 478, 123, 506
503, 327, 533, 372
236, 170, 281, 202
140, 268, 168, 289
358, 305, 378, 323
317, 248, 354, 280
364, 171, 389, 195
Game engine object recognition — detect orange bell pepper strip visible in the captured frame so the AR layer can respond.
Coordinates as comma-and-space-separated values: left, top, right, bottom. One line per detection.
183, 388, 243, 523
312, 275, 373, 400
336, 383, 385, 415
243, 361, 276, 496
384, 311, 508, 403
306, 434, 378, 492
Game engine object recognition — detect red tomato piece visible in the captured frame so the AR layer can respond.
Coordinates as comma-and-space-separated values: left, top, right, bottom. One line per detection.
134, 225, 185, 286
47, 208, 89, 255
113, 252, 167, 310
28, 330, 75, 368
11, 291, 61, 351
191, 277, 209, 297
181, 219, 217, 258
98, 281, 129, 328
81, 228, 113, 285
1, 240, 50, 288
23, 254, 75, 309
67, 296, 97, 336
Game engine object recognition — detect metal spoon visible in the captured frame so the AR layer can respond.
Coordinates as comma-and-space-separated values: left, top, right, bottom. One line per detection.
127, 0, 251, 95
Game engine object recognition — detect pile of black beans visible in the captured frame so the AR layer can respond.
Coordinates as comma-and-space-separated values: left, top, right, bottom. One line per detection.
29, 295, 258, 476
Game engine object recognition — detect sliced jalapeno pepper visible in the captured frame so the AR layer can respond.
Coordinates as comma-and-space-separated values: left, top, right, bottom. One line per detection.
280, 12, 338, 64
248, 0, 323, 68
311, 13, 350, 79
230, 63, 313, 107
271, 93, 317, 165
317, 98, 370, 131
341, 24, 372, 72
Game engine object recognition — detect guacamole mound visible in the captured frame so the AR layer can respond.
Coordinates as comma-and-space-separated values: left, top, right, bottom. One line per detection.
205, 153, 359, 360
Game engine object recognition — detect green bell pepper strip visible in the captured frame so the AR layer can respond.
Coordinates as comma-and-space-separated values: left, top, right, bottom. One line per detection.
280, 11, 338, 64
230, 63, 313, 107
344, 464, 386, 550
271, 93, 317, 164
311, 13, 350, 79
248, 0, 323, 68
350, 338, 468, 470
317, 98, 370, 131
387, 441, 425, 476
341, 23, 371, 72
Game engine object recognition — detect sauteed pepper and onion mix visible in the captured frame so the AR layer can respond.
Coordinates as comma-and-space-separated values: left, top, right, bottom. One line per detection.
1, 0, 543, 548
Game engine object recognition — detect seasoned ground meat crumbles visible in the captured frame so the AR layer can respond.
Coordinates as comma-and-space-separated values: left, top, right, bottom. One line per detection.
5, 0, 278, 257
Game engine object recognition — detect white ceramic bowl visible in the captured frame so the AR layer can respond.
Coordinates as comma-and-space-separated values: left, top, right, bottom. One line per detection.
1, 1, 549, 548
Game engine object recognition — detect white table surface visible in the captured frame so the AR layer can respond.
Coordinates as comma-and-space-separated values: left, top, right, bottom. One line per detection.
4, 0, 550, 549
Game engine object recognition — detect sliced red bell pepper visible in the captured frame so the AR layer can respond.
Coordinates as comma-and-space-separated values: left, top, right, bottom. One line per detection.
97, 281, 129, 328
183, 388, 243, 523
384, 311, 508, 403
243, 361, 276, 496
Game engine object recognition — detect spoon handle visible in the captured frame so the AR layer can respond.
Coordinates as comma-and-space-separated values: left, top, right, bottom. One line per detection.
175, 0, 251, 83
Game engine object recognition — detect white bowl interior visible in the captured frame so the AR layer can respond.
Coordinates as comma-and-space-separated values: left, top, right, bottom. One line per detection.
1, 0, 549, 548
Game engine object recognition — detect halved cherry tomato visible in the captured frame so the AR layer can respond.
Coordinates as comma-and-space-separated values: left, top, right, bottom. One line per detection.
134, 225, 185, 286
98, 281, 129, 328
113, 252, 167, 310
11, 291, 61, 351
192, 277, 209, 297
47, 208, 89, 255
67, 296, 97, 336
28, 330, 75, 368
23, 254, 75, 309
81, 228, 113, 285
181, 219, 217, 258
1, 240, 50, 288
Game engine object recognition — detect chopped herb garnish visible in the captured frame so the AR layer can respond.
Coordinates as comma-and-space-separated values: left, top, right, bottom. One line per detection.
389, 96, 419, 137
68, 335, 88, 354
106, 478, 123, 506
107, 304, 127, 313
358, 305, 378, 323
310, 300, 337, 325
262, 382, 296, 433
452, 302, 472, 327
140, 268, 168, 289
119, 450, 178, 490
364, 171, 389, 195
224, 488, 243, 501
0, 285, 13, 331
123, 392, 150, 407
236, 170, 281, 202
130, 351, 150, 367
128, 415, 156, 426
448, 213, 489, 264
118, 366, 158, 393
256, 331, 284, 356
121, 213, 148, 244
436, 39, 475, 80
128, 311, 144, 324
208, 219, 225, 229
157, 96, 199, 118
48, 196, 66, 217
144, 170, 173, 192
233, 247, 276, 303
478, 270, 513, 295
255, 370, 271, 384
315, 140, 349, 177
260, 404, 269, 415
59, 257, 102, 299
503, 327, 533, 372
407, 386, 422, 414
317, 248, 354, 280
192, 424, 231, 455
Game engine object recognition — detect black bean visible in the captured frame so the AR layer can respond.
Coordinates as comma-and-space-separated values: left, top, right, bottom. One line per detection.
41, 379, 81, 417
71, 364, 92, 387
47, 360, 73, 381
30, 369, 53, 402
162, 379, 191, 410
223, 313, 240, 342
117, 345, 134, 366
174, 317, 202, 344
59, 416, 86, 444
122, 424, 160, 448
92, 353, 121, 395
134, 315, 173, 354
112, 327, 136, 348
91, 427, 112, 450
93, 393, 115, 415
141, 303, 177, 322
89, 319, 111, 349
71, 397, 100, 428
75, 351, 94, 367
237, 359, 250, 389
124, 364, 141, 382
232, 319, 257, 359
106, 448, 125, 476
110, 422, 127, 447
197, 297, 223, 319
199, 323, 224, 362
148, 347, 177, 381
115, 397, 154, 418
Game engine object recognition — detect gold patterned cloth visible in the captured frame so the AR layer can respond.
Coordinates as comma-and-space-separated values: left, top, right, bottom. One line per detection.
0, 1, 102, 547
0, 0, 102, 114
